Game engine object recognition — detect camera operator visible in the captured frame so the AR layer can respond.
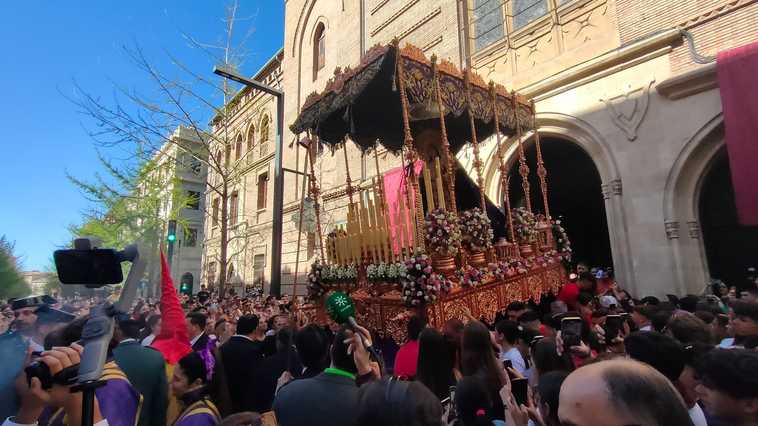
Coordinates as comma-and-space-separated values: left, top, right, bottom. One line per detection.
1, 299, 74, 421
5, 316, 142, 426
3, 344, 109, 426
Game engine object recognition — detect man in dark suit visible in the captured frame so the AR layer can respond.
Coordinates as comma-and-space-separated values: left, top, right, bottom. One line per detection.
113, 318, 167, 426
273, 327, 361, 426
294, 324, 329, 379
219, 314, 265, 413
253, 327, 302, 412
186, 312, 209, 351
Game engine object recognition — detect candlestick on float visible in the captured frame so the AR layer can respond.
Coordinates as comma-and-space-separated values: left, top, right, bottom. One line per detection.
434, 156, 446, 210
423, 164, 435, 211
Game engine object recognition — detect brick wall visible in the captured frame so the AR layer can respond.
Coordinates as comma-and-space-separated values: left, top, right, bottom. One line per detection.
617, 0, 758, 74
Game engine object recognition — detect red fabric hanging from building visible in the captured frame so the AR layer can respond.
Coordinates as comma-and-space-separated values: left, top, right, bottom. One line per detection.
717, 42, 758, 226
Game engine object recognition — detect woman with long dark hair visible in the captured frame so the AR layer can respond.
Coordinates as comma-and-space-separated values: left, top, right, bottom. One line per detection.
454, 376, 506, 426
355, 378, 443, 426
171, 352, 221, 426
461, 321, 507, 420
416, 328, 456, 401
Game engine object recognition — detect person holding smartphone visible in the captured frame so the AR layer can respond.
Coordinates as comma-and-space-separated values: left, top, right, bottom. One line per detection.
494, 321, 527, 376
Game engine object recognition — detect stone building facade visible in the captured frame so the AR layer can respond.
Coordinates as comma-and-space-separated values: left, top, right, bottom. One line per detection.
153, 126, 209, 293
222, 0, 757, 297
201, 50, 284, 295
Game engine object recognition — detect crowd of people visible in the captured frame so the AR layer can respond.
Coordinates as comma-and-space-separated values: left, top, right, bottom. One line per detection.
1, 262, 758, 426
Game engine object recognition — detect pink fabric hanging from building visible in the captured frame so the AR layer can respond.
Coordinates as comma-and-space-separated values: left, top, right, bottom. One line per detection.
717, 42, 758, 226
382, 160, 424, 255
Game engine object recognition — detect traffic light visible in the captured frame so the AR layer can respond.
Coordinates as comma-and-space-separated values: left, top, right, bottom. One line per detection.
179, 282, 190, 295
167, 220, 177, 243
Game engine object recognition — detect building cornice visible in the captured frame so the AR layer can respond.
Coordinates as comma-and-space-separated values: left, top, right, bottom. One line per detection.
655, 63, 717, 100
520, 29, 682, 100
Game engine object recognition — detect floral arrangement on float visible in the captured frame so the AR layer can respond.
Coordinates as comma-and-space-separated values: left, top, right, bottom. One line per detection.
531, 251, 559, 269
458, 208, 494, 252
512, 207, 538, 243
366, 261, 408, 283
307, 260, 327, 300
321, 263, 358, 284
401, 253, 451, 307
487, 259, 532, 280
552, 217, 573, 267
424, 208, 462, 257
457, 264, 487, 288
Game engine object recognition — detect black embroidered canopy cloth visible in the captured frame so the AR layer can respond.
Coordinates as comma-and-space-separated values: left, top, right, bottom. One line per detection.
290, 43, 534, 154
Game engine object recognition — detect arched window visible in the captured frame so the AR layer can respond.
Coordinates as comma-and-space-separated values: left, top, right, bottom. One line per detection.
260, 115, 270, 142
246, 124, 255, 153
235, 134, 243, 161
313, 22, 326, 80
259, 116, 270, 156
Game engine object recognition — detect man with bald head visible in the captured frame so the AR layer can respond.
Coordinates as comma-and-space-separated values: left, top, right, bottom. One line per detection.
558, 359, 693, 426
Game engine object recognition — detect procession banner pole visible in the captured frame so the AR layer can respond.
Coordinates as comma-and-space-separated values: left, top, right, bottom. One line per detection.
291, 137, 311, 297
512, 91, 532, 213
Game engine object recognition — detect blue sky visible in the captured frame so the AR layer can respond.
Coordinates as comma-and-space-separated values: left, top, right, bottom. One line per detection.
0, 1, 283, 271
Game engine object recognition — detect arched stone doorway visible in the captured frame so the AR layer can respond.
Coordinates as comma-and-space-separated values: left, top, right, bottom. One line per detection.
699, 148, 758, 289
505, 137, 614, 269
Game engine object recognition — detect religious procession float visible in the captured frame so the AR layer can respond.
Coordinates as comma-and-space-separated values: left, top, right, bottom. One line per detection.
290, 40, 571, 343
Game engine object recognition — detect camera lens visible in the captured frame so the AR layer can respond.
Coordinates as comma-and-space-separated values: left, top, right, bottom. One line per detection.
25, 361, 53, 390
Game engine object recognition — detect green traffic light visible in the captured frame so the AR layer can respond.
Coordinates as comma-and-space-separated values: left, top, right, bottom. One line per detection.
167, 234, 176, 242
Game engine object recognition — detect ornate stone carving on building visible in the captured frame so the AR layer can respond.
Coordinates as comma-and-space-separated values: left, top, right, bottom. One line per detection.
611, 178, 622, 196
665, 221, 680, 240
601, 178, 622, 200
687, 221, 700, 239
600, 80, 655, 141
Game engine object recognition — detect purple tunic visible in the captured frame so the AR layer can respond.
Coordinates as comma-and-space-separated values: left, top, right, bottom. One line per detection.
39, 362, 142, 426
174, 399, 220, 426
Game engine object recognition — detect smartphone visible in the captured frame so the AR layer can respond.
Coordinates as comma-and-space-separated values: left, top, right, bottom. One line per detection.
511, 378, 529, 406
561, 316, 583, 347
503, 359, 515, 379
604, 314, 622, 342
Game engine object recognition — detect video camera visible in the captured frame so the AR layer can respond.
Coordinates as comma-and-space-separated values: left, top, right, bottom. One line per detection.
25, 238, 146, 426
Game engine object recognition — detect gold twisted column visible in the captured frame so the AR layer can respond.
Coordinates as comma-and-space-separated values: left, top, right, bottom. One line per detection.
531, 100, 550, 219
431, 55, 457, 213
292, 135, 311, 296
307, 135, 326, 261
490, 82, 516, 244
464, 69, 488, 215
512, 91, 532, 213
394, 40, 426, 251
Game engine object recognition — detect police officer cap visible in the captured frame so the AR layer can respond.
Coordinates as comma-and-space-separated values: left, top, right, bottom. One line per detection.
10, 295, 56, 311
35, 304, 76, 325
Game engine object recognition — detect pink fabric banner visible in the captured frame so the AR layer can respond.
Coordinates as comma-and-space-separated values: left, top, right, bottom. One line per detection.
382, 160, 424, 255
717, 42, 758, 226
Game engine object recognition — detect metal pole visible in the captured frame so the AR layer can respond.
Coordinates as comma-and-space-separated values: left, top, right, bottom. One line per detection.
270, 90, 284, 297
213, 66, 284, 297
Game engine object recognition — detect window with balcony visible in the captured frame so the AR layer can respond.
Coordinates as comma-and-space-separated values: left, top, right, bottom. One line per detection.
260, 115, 270, 156
313, 22, 326, 80
212, 197, 220, 227
246, 124, 255, 159
235, 134, 243, 161
230, 191, 239, 225
207, 261, 216, 286
185, 228, 198, 247
257, 172, 269, 210
253, 254, 266, 286
187, 191, 201, 210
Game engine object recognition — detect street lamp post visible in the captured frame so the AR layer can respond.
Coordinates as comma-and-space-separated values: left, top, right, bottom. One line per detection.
214, 65, 284, 297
